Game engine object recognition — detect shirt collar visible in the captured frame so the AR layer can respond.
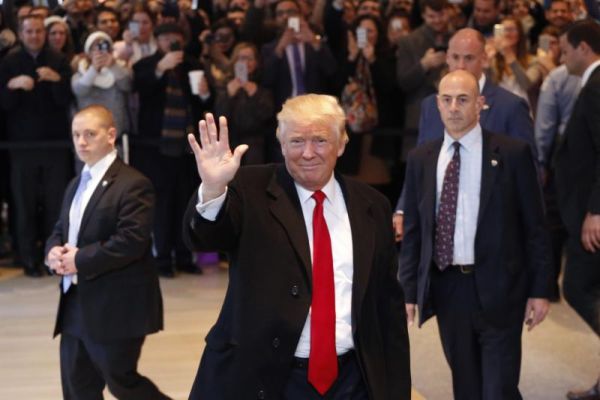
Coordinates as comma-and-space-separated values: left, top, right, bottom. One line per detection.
84, 150, 117, 181
478, 74, 486, 93
295, 173, 337, 207
443, 123, 482, 154
581, 59, 600, 87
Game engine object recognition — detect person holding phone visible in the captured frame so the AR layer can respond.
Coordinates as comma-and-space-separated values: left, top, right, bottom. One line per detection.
215, 42, 275, 165
261, 0, 337, 112
113, 4, 157, 68
489, 16, 547, 111
72, 31, 132, 139
199, 18, 238, 89
340, 14, 403, 199
133, 23, 211, 277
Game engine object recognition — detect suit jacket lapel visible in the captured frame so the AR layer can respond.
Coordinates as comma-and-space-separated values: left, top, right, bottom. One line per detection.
480, 80, 494, 127
337, 174, 375, 330
422, 140, 442, 230
267, 166, 312, 284
78, 158, 120, 240
477, 131, 500, 227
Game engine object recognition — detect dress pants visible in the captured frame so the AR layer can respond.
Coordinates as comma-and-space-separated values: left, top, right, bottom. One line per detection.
9, 148, 70, 266
283, 352, 369, 400
563, 236, 600, 336
59, 287, 171, 400
431, 266, 524, 400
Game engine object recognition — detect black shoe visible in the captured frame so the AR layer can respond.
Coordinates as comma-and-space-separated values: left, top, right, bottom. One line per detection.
567, 380, 600, 400
24, 264, 43, 277
177, 263, 203, 275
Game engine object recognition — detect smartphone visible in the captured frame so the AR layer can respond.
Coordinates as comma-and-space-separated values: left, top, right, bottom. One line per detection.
170, 41, 182, 51
128, 21, 140, 38
97, 40, 111, 53
356, 27, 367, 49
538, 35, 551, 52
494, 23, 504, 40
288, 16, 300, 33
390, 18, 403, 31
234, 60, 248, 84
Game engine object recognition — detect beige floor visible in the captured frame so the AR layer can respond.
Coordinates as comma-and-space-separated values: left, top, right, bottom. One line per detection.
0, 265, 597, 399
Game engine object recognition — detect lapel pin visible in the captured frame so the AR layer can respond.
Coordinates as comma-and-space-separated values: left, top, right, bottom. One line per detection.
102, 180, 108, 187
483, 104, 490, 110
491, 159, 498, 167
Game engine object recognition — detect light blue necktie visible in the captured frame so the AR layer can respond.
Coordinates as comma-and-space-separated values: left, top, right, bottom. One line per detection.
63, 170, 92, 293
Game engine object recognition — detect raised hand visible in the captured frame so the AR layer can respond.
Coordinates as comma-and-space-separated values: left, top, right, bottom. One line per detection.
188, 113, 248, 201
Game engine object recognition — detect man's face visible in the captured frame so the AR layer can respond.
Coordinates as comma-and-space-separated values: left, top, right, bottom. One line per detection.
157, 32, 184, 53
546, 1, 572, 29
280, 122, 346, 191
560, 34, 585, 76
97, 11, 120, 40
422, 6, 448, 34
72, 113, 116, 166
20, 18, 46, 53
446, 35, 487, 78
473, 0, 499, 27
275, 0, 300, 29
357, 0, 381, 18
437, 74, 484, 138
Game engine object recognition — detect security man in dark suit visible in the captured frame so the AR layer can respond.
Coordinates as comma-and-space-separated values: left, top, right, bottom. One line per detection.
555, 20, 600, 400
45, 105, 170, 400
400, 70, 551, 399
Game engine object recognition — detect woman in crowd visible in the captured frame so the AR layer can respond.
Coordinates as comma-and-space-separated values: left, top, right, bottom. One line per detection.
72, 31, 132, 137
44, 16, 75, 63
341, 14, 403, 201
113, 3, 157, 67
489, 16, 546, 110
200, 18, 238, 89
214, 42, 274, 165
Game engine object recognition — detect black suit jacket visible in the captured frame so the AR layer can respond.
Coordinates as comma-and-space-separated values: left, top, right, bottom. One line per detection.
555, 65, 600, 235
183, 164, 411, 400
399, 130, 551, 327
46, 158, 164, 343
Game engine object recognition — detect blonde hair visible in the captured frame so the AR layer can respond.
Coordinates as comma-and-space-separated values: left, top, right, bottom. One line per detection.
75, 104, 115, 130
276, 94, 348, 144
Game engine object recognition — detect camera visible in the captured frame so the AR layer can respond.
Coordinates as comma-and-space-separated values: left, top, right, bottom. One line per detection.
170, 41, 182, 51
204, 33, 215, 45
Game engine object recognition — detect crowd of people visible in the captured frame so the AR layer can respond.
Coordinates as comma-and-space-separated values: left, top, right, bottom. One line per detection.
0, 0, 600, 397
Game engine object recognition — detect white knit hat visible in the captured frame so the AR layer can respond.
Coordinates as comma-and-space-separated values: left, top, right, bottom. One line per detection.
84, 31, 113, 54
44, 16, 68, 29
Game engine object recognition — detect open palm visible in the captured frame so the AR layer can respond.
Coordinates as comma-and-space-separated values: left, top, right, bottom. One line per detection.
188, 113, 248, 200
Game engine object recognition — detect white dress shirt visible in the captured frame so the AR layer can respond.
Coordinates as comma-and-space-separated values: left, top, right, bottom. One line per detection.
436, 126, 482, 265
67, 150, 117, 283
581, 59, 600, 87
195, 173, 355, 357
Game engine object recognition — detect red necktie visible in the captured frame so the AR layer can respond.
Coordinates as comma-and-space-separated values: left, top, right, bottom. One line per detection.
308, 190, 338, 395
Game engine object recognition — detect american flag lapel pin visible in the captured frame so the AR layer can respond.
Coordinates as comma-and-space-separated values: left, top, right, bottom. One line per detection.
491, 159, 498, 167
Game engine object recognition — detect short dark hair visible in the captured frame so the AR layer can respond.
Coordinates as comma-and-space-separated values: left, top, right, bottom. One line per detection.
94, 6, 120, 26
563, 20, 600, 55
420, 0, 448, 13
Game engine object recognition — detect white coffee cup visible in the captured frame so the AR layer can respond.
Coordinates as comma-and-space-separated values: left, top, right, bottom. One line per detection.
188, 70, 205, 95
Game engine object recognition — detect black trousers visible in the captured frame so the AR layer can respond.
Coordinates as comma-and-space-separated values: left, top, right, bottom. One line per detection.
133, 147, 197, 267
431, 266, 524, 400
59, 287, 171, 400
9, 148, 71, 265
283, 352, 369, 400
563, 236, 600, 336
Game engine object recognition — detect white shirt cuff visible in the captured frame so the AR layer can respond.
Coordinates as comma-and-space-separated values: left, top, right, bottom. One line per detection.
195, 183, 227, 221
